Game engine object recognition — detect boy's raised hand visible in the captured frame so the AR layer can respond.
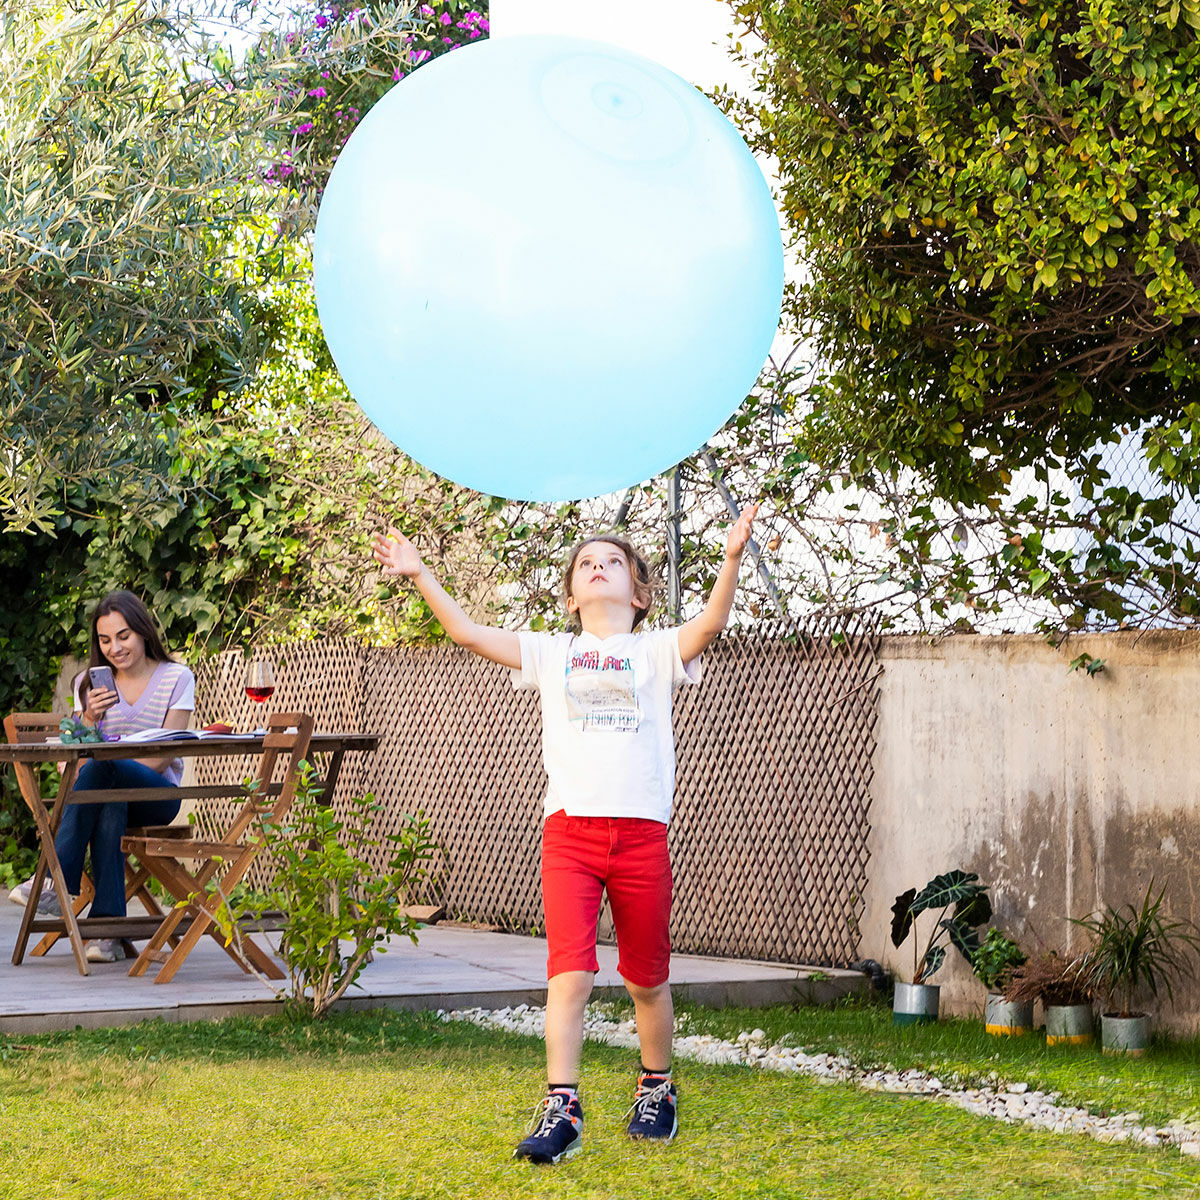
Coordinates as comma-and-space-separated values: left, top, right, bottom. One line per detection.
726, 502, 760, 560
372, 527, 423, 578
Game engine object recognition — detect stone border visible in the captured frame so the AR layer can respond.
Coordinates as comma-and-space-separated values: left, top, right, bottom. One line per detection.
441, 1004, 1200, 1156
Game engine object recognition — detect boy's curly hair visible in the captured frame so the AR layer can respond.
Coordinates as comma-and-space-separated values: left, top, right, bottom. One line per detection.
562, 533, 658, 634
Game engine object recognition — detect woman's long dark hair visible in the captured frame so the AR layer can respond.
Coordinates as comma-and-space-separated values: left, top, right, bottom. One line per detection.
77, 591, 173, 705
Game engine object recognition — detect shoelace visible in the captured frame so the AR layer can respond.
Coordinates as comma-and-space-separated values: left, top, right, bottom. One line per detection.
526, 1094, 575, 1138
624, 1080, 673, 1126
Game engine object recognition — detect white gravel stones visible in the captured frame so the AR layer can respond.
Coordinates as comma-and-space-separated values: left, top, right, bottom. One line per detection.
439, 1003, 1196, 1155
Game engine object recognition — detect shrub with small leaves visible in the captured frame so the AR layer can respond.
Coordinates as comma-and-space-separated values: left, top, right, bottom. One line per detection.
217, 765, 439, 1018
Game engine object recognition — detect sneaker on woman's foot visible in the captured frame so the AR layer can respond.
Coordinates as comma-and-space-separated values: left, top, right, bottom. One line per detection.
626, 1074, 678, 1141
514, 1091, 583, 1163
85, 939, 122, 963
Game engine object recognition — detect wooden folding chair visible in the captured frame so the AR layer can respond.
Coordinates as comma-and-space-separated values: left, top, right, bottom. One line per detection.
122, 711, 315, 984
3, 712, 185, 963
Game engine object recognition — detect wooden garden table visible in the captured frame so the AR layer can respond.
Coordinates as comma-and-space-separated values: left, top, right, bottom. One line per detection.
0, 731, 381, 977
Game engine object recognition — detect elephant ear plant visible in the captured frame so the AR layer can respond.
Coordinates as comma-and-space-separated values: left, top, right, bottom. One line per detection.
891, 870, 993, 984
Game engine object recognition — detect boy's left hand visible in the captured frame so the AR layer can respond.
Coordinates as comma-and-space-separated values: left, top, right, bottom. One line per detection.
726, 502, 759, 561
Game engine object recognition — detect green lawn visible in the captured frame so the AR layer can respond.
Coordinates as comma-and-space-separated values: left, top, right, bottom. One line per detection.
1, 1006, 1199, 1200
666, 995, 1200, 1127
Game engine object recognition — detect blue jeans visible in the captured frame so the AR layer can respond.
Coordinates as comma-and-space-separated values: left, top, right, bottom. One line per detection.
54, 759, 181, 918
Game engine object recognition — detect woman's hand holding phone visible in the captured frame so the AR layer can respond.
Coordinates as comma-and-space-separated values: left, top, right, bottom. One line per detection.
84, 667, 119, 725
83, 687, 118, 725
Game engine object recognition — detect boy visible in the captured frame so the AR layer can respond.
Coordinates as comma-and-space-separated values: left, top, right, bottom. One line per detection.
371, 505, 757, 1161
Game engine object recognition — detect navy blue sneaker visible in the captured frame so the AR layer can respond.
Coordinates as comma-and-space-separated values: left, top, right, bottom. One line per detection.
514, 1091, 583, 1163
626, 1074, 678, 1141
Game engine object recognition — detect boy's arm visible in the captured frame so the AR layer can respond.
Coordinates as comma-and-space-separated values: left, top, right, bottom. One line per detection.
371, 528, 521, 669
676, 503, 759, 667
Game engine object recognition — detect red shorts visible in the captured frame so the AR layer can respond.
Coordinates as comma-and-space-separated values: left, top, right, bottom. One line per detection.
540, 810, 672, 988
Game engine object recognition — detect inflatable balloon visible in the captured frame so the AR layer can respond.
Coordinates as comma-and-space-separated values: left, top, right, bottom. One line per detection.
314, 35, 783, 502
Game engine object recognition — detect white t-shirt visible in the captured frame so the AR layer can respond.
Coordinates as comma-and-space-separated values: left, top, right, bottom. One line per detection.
512, 628, 701, 824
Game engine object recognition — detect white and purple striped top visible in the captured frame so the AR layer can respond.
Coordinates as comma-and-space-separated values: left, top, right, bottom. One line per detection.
73, 660, 196, 785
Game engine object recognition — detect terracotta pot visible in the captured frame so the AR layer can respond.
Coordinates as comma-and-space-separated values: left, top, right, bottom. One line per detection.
985, 993, 1034, 1036
893, 981, 940, 1027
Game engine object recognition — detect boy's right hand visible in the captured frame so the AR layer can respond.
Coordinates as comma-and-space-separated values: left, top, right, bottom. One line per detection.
371, 527, 424, 578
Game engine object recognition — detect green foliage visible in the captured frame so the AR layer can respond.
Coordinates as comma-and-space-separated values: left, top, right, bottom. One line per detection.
0, 0, 417, 535
891, 869, 993, 983
1072, 879, 1200, 1016
736, 0, 1200, 495
727, 0, 1200, 628
218, 766, 439, 1018
971, 927, 1027, 990
58, 717, 102, 745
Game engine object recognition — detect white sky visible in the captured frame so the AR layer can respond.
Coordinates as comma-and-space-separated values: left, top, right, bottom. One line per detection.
491, 0, 755, 94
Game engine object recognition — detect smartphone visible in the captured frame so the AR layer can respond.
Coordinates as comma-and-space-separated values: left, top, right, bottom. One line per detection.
88, 665, 116, 694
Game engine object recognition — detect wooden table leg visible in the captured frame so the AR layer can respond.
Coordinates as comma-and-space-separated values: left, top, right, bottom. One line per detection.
12, 759, 89, 975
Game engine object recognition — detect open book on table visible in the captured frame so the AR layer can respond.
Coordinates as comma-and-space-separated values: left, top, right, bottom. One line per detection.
120, 728, 254, 743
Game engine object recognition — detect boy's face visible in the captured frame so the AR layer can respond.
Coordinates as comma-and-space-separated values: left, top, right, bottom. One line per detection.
567, 541, 648, 624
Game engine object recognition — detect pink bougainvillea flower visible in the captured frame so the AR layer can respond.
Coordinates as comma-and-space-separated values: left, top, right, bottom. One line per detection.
308, 87, 327, 98
297, 121, 314, 134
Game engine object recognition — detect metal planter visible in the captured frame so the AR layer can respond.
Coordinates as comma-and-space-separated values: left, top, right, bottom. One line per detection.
893, 981, 940, 1026
1045, 1003, 1094, 1047
985, 993, 1034, 1036
1101, 1013, 1151, 1056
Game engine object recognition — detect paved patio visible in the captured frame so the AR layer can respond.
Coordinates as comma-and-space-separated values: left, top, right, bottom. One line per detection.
0, 902, 866, 1034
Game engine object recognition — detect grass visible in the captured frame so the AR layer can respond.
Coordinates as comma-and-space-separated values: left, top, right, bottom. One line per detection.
2, 1005, 1200, 1199
660, 994, 1200, 1127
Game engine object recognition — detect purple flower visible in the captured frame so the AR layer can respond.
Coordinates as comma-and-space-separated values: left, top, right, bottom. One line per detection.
442, 36, 453, 43
308, 87, 327, 97
321, 70, 331, 79
297, 122, 314, 134
419, 4, 433, 14
393, 67, 405, 81
412, 49, 431, 64
315, 13, 329, 27
439, 11, 451, 24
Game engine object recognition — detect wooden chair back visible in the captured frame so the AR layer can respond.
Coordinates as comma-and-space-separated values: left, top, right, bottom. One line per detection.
216, 712, 315, 843
3, 712, 63, 744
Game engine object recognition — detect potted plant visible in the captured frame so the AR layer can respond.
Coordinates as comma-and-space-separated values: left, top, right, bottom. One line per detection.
1003, 951, 1094, 1046
1071, 880, 1200, 1056
890, 869, 991, 1026
971, 928, 1030, 1035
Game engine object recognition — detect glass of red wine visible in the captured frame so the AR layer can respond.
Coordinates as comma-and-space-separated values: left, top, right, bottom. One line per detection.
246, 661, 275, 706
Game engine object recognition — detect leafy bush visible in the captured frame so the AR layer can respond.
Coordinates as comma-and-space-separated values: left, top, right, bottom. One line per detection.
217, 766, 439, 1017
970, 928, 1026, 992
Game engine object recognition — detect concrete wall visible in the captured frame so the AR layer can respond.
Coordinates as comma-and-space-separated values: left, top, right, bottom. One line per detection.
860, 630, 1200, 1033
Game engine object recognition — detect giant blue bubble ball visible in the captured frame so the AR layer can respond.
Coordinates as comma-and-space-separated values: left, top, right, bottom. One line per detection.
314, 35, 784, 502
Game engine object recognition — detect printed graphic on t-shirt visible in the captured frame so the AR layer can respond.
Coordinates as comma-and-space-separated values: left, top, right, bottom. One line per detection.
564, 644, 641, 732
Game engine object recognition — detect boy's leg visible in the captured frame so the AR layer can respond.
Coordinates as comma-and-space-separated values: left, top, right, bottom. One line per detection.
516, 813, 604, 1164
605, 819, 679, 1140
624, 979, 673, 1073
545, 970, 595, 1083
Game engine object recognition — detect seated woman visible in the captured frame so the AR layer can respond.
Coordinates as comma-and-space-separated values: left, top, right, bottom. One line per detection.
10, 590, 195, 963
